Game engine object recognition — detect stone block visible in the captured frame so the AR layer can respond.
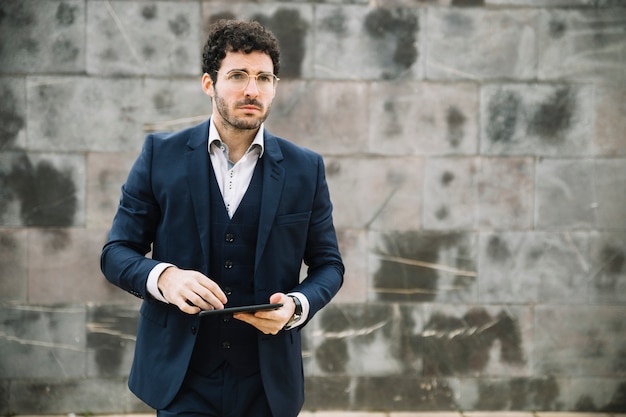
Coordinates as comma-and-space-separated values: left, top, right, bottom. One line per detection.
480, 83, 594, 156
588, 232, 626, 305
478, 232, 590, 304
534, 305, 626, 377
593, 84, 626, 156
86, 304, 138, 378
537, 9, 626, 82
536, 159, 626, 229
0, 304, 86, 379
266, 80, 369, 155
142, 78, 212, 133
324, 156, 422, 230
303, 375, 352, 410
27, 76, 144, 152
201, 3, 315, 79
334, 229, 369, 304
0, 0, 85, 74
0, 151, 85, 227
309, 303, 403, 376
87, 1, 201, 76
0, 77, 26, 150
0, 229, 28, 302
313, 5, 423, 80
8, 377, 130, 414
415, 304, 531, 378
458, 376, 563, 411
27, 228, 136, 304
86, 151, 139, 229
368, 82, 478, 156
369, 231, 478, 304
426, 9, 537, 80
354, 376, 459, 410
423, 157, 533, 230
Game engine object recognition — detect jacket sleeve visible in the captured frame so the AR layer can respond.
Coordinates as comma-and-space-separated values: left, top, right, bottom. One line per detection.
296, 154, 344, 323
101, 135, 162, 300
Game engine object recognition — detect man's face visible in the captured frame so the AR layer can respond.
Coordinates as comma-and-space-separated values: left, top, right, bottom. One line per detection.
203, 50, 277, 132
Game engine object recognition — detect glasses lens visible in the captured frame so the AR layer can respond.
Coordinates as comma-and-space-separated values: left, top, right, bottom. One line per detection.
225, 71, 276, 93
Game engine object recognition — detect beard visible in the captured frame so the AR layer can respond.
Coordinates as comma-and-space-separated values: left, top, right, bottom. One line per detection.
213, 89, 272, 131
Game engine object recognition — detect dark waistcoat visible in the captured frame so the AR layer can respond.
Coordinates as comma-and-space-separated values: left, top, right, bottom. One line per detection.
189, 158, 264, 376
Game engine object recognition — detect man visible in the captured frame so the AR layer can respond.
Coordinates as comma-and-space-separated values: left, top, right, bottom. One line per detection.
101, 19, 344, 417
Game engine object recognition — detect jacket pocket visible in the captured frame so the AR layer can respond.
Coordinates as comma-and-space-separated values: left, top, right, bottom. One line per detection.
276, 211, 311, 225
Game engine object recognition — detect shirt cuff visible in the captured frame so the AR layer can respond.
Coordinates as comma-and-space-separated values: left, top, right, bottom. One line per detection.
147, 263, 174, 303
285, 291, 309, 329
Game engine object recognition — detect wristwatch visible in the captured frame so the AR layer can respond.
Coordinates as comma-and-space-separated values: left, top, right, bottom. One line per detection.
284, 295, 302, 329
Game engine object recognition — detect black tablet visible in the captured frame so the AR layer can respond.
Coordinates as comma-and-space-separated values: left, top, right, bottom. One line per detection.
198, 303, 283, 317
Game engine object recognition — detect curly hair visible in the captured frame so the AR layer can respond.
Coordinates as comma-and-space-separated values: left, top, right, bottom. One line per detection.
202, 19, 281, 83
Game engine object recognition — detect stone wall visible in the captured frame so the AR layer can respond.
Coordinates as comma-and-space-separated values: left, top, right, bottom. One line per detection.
1, 0, 625, 414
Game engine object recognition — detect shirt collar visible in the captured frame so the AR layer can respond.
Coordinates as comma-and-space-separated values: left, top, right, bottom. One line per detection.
208, 117, 265, 158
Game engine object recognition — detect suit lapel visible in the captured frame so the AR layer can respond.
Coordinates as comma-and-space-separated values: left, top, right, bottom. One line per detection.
255, 133, 284, 269
186, 120, 212, 271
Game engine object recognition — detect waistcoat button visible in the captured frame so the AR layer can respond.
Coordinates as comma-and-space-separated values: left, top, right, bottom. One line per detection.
224, 260, 233, 269
191, 326, 197, 335
225, 233, 234, 243
222, 341, 231, 349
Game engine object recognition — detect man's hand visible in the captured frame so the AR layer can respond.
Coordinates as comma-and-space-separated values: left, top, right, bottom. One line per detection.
233, 293, 295, 335
157, 267, 228, 314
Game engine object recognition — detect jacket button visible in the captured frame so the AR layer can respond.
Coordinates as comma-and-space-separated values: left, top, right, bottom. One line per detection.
222, 341, 231, 349
224, 287, 233, 296
225, 233, 234, 243
191, 326, 197, 335
224, 260, 233, 269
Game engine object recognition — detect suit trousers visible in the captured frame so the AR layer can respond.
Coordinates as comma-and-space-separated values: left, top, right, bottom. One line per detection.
157, 363, 273, 417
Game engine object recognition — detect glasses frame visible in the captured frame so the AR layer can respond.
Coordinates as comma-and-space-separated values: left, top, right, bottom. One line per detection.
214, 70, 280, 93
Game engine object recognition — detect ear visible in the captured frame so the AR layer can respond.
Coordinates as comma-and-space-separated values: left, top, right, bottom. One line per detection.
201, 73, 214, 98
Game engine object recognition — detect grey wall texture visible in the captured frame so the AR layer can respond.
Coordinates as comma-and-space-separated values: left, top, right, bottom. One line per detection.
1, 0, 625, 414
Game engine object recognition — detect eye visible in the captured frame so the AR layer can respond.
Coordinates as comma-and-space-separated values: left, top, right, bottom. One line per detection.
228, 71, 247, 81
257, 73, 274, 84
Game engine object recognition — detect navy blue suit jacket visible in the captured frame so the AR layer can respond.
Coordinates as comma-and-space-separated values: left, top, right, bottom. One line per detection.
101, 119, 344, 416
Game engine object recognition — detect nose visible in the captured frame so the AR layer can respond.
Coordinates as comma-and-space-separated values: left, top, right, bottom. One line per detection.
244, 76, 260, 96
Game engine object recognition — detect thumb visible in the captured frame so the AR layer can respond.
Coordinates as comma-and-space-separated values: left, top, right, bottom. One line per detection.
270, 292, 286, 304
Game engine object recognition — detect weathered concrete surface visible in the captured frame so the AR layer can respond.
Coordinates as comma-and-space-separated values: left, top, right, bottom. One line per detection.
1, 0, 625, 415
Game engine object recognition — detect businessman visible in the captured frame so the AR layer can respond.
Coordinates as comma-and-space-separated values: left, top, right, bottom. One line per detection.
101, 19, 344, 417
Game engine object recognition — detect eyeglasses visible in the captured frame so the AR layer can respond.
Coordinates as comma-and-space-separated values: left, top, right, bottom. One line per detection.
216, 70, 279, 94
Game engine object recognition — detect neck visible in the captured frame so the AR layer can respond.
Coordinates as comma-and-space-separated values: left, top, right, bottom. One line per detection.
213, 118, 259, 164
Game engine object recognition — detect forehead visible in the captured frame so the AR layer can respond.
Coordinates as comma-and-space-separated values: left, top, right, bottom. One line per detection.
220, 50, 274, 73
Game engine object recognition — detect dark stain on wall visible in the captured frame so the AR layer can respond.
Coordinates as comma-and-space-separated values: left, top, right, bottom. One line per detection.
52, 38, 79, 63
320, 9, 347, 36
452, 0, 485, 5
446, 106, 466, 147
549, 19, 566, 39
486, 235, 512, 262
0, 85, 25, 149
364, 8, 418, 75
87, 305, 138, 377
529, 87, 574, 143
0, 153, 77, 227
142, 4, 157, 20
595, 245, 626, 296
418, 308, 524, 376
373, 231, 475, 302
56, 2, 77, 26
487, 89, 521, 144
169, 14, 191, 38
253, 9, 308, 79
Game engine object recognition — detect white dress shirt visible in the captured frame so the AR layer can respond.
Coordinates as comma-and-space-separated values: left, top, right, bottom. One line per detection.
145, 119, 308, 327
